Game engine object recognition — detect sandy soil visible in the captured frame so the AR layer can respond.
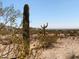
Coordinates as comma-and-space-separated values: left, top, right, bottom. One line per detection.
30, 36, 79, 59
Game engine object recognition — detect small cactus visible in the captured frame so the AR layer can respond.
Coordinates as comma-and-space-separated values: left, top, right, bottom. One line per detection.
41, 23, 48, 36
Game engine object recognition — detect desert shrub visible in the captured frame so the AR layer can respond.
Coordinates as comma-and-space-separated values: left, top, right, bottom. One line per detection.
38, 33, 58, 49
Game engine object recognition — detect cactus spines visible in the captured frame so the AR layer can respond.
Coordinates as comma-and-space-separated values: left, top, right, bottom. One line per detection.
23, 4, 30, 56
41, 23, 48, 36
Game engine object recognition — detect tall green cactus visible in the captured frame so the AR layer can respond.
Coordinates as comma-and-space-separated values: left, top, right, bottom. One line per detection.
23, 4, 30, 56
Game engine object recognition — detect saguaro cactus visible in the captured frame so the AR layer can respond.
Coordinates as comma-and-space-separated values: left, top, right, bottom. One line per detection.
41, 23, 48, 36
23, 4, 30, 56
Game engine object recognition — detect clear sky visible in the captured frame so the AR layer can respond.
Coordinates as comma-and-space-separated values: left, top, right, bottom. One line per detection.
1, 0, 79, 29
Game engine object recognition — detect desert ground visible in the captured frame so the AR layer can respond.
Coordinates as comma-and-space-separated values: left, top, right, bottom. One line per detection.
0, 29, 79, 59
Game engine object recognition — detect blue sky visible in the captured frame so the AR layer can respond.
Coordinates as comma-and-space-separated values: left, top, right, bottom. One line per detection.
1, 0, 79, 29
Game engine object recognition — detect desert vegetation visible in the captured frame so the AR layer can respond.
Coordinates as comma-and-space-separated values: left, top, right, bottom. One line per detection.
0, 1, 79, 59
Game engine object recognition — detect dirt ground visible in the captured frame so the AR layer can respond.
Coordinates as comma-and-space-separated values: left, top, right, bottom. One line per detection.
30, 36, 79, 59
